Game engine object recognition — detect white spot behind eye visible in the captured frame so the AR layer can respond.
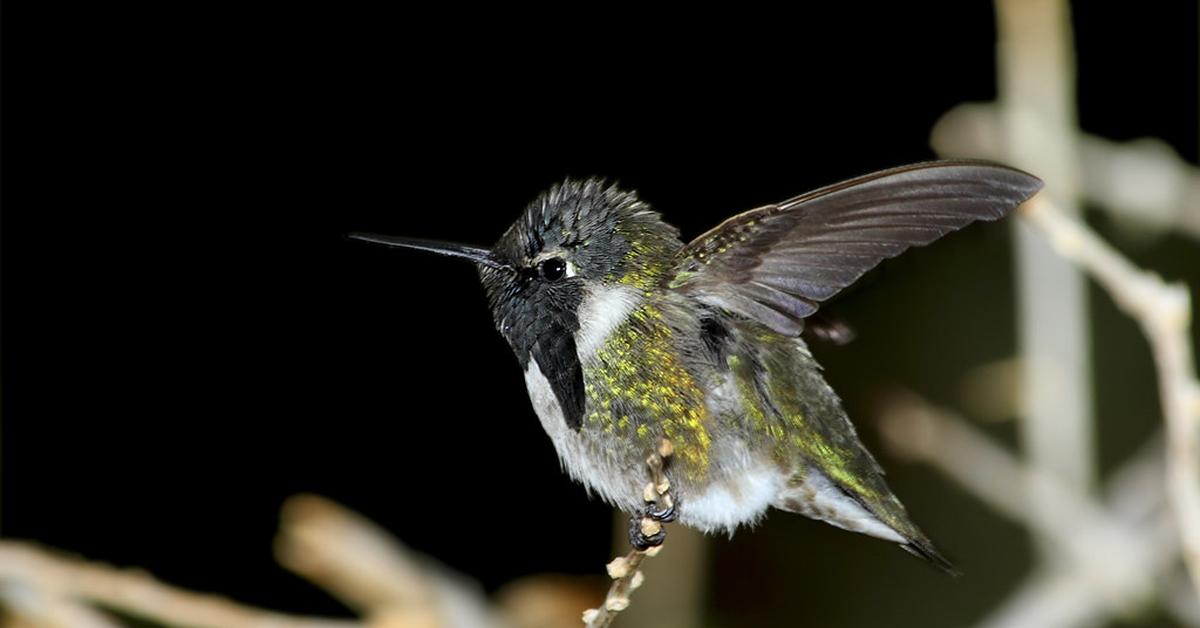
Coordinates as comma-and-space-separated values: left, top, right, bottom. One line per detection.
565, 260, 578, 278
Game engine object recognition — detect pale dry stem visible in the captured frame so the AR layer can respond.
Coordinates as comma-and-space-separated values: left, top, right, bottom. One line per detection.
1020, 196, 1200, 600
0, 542, 355, 628
582, 439, 675, 628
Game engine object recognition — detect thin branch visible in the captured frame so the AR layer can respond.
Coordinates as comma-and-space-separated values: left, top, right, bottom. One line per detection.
583, 439, 676, 628
275, 494, 501, 628
974, 568, 1123, 628
1105, 433, 1171, 529
878, 394, 1186, 627
931, 103, 1200, 240
606, 520, 707, 628
995, 0, 1096, 561
879, 394, 1161, 596
1020, 195, 1200, 599
1166, 571, 1200, 626
0, 542, 355, 628
0, 583, 122, 628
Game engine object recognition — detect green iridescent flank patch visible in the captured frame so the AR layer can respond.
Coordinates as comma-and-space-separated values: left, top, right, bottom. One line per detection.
584, 304, 712, 476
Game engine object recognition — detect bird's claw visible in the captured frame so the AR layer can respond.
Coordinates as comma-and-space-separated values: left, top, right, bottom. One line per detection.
628, 441, 677, 551
628, 515, 667, 551
644, 501, 677, 523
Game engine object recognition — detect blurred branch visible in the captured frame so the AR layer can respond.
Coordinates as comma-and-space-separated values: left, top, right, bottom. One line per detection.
0, 542, 355, 628
879, 393, 1163, 588
2, 493, 607, 628
1021, 196, 1200, 599
995, 0, 1095, 549
275, 494, 501, 628
1167, 571, 1200, 625
882, 190, 1200, 621
928, 2, 1200, 622
879, 394, 1183, 627
1105, 433, 1169, 525
584, 439, 675, 628
1, 583, 121, 628
932, 103, 1200, 240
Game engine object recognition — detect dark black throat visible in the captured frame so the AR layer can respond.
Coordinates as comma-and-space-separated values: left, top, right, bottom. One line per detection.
481, 268, 587, 431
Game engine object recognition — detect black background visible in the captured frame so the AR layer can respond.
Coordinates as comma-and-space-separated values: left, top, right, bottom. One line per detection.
4, 3, 1198, 626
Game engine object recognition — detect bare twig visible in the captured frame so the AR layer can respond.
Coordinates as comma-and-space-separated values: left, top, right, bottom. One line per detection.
928, 2, 1200, 619
931, 103, 1200, 240
1166, 571, 1200, 625
275, 494, 501, 628
0, 542, 355, 628
880, 394, 1160, 587
0, 582, 122, 628
879, 394, 1187, 626
1020, 196, 1200, 599
607, 520, 707, 628
583, 439, 676, 628
996, 0, 1095, 548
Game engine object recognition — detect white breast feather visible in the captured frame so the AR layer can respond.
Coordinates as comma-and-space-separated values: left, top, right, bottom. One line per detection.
523, 359, 642, 513
575, 284, 640, 359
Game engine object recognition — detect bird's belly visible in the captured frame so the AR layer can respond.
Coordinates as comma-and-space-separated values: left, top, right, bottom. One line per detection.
523, 358, 644, 513
678, 454, 782, 534
526, 356, 786, 532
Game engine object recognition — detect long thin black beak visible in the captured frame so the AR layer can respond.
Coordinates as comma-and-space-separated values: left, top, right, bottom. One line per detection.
348, 233, 510, 270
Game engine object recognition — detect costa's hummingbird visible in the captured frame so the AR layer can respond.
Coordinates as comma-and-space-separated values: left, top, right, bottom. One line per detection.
352, 161, 1041, 572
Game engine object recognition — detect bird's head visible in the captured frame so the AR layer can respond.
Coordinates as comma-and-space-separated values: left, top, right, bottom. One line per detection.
351, 178, 681, 366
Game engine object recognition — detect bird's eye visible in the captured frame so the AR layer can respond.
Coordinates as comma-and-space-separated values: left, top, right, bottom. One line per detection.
540, 258, 567, 281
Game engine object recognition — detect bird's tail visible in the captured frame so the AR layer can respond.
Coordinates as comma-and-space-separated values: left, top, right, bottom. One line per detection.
901, 538, 961, 577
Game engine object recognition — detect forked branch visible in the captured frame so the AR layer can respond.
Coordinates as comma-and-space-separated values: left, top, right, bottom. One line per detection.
1019, 197, 1200, 598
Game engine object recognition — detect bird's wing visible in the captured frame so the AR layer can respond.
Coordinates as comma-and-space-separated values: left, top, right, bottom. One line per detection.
665, 161, 1043, 335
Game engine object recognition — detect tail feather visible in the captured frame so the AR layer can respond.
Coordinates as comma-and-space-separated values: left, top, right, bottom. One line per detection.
901, 539, 961, 576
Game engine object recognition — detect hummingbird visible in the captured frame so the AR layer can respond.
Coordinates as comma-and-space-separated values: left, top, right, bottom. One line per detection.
352, 161, 1041, 572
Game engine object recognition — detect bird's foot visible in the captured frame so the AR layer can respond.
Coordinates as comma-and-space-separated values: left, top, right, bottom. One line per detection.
643, 498, 677, 523
628, 438, 677, 551
628, 514, 667, 551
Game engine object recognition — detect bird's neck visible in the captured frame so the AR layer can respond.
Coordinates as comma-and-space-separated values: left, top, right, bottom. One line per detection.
574, 283, 644, 361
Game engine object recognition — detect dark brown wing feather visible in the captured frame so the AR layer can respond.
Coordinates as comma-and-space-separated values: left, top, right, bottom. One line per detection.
666, 161, 1043, 335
